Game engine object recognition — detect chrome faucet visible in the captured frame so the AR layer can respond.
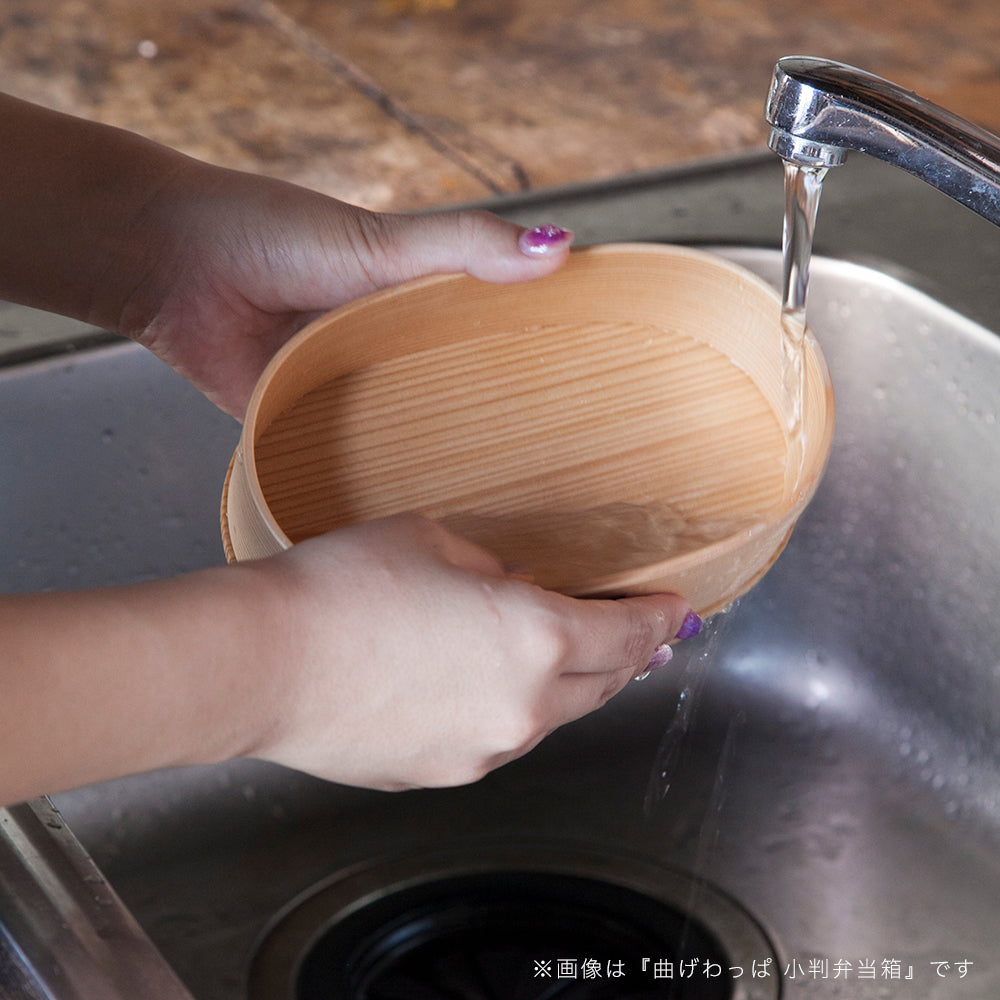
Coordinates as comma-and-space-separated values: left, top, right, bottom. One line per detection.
765, 56, 1000, 226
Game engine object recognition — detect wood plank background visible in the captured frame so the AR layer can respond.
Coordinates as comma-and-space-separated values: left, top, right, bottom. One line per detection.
1, 0, 998, 211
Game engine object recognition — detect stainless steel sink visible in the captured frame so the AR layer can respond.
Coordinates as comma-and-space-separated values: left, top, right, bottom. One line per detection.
4, 154, 1000, 998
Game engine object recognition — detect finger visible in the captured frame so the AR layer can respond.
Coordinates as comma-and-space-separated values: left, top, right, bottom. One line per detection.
551, 664, 642, 728
522, 656, 648, 744
546, 591, 700, 677
542, 604, 700, 731
364, 208, 575, 285
428, 523, 509, 580
375, 512, 509, 580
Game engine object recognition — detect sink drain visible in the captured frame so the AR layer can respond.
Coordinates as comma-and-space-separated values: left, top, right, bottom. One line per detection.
248, 843, 779, 1000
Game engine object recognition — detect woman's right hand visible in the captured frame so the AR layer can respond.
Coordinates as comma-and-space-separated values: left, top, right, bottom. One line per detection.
237, 513, 698, 790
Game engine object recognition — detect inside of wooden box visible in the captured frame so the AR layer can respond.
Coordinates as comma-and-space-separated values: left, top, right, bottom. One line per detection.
246, 247, 830, 592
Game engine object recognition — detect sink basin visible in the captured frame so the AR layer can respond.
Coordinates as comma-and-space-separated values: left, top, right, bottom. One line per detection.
3, 155, 1000, 998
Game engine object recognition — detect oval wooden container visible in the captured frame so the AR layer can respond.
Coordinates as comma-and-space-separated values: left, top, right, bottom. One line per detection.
222, 244, 834, 617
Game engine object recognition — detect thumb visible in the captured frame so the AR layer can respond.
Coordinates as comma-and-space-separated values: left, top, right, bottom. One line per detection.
358, 208, 575, 286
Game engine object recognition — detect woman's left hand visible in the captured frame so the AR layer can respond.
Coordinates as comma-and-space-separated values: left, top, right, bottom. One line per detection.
120, 162, 573, 417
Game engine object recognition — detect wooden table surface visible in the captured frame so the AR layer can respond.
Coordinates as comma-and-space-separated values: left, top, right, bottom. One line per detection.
2, 0, 999, 211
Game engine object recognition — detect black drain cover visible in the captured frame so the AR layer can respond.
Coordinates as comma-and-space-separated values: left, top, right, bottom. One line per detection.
296, 871, 732, 999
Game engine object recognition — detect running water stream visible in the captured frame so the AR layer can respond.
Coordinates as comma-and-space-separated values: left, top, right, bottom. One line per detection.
779, 161, 828, 488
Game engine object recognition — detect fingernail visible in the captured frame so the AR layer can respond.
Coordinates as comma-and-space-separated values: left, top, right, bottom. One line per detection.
675, 611, 703, 641
644, 642, 674, 673
518, 224, 574, 256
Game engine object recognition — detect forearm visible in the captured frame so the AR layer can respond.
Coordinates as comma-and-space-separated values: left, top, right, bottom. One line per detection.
0, 517, 698, 803
0, 564, 277, 804
0, 92, 195, 330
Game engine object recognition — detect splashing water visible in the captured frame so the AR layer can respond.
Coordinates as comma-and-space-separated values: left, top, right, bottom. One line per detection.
641, 606, 747, 962
673, 707, 747, 958
642, 602, 742, 816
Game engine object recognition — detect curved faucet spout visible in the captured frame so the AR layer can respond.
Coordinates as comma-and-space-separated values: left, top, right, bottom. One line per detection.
765, 56, 1000, 226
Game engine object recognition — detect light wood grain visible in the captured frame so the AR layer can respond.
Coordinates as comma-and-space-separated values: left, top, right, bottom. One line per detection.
223, 244, 834, 614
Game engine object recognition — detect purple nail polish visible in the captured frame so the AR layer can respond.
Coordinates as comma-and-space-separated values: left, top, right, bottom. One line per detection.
645, 643, 674, 673
518, 224, 573, 255
675, 611, 703, 641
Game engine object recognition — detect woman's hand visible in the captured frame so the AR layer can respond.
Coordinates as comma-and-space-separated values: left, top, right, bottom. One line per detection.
237, 514, 696, 790
118, 159, 573, 418
0, 92, 573, 420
